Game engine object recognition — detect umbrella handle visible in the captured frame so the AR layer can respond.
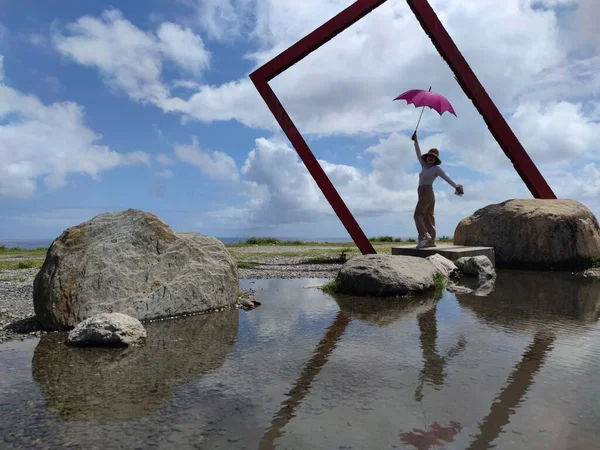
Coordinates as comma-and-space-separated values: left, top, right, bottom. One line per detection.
414, 86, 432, 134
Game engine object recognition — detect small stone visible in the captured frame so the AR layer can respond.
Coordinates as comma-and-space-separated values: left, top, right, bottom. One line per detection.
456, 255, 496, 279
67, 313, 147, 347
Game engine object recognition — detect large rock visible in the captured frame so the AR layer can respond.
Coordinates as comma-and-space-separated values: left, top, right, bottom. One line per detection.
335, 254, 440, 297
33, 209, 238, 330
454, 199, 600, 268
67, 313, 147, 347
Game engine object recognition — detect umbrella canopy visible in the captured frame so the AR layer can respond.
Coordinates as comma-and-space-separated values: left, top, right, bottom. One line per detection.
394, 88, 457, 117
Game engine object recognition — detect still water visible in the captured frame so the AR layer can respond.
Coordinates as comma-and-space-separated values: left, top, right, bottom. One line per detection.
1, 270, 600, 449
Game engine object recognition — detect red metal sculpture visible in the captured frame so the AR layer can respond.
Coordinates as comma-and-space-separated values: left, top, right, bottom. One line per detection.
249, 0, 556, 256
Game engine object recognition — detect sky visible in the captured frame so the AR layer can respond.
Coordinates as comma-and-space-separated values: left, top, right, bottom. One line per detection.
1, 0, 599, 241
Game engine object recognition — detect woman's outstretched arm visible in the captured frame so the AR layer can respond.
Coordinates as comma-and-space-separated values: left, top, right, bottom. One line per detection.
436, 166, 458, 189
412, 132, 424, 167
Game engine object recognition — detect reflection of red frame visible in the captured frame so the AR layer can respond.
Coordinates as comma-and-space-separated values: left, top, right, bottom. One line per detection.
249, 0, 556, 255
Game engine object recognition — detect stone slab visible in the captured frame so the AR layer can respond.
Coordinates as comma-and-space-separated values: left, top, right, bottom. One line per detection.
391, 244, 496, 266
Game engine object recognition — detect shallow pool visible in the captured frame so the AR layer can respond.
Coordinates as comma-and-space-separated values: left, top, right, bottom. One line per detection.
1, 270, 600, 449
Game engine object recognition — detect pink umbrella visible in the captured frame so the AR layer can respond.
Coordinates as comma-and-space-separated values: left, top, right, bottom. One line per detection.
394, 86, 457, 134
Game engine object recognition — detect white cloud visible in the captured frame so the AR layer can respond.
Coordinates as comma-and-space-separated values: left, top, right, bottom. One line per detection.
0, 54, 3, 82
156, 22, 210, 74
156, 153, 175, 165
174, 136, 239, 181
158, 169, 174, 178
187, 0, 254, 42
53, 9, 210, 105
0, 79, 150, 198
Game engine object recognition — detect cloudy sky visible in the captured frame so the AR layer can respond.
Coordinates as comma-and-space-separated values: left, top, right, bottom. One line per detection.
1, 0, 599, 241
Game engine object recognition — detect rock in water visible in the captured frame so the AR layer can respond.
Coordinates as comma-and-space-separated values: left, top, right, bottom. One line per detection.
336, 254, 440, 297
33, 209, 238, 330
67, 313, 146, 347
456, 256, 496, 280
454, 199, 600, 268
426, 254, 459, 278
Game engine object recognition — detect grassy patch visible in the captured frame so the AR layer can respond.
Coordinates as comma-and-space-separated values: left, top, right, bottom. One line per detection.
237, 261, 260, 269
0, 259, 44, 270
306, 249, 351, 264
0, 246, 47, 257
319, 279, 340, 294
434, 273, 446, 291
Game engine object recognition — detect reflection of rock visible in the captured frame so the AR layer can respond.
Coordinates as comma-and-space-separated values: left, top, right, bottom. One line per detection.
32, 309, 238, 422
447, 282, 473, 295
454, 199, 600, 269
33, 209, 238, 330
447, 275, 496, 297
456, 270, 600, 332
473, 278, 496, 296
332, 292, 440, 326
336, 255, 439, 297
67, 313, 147, 347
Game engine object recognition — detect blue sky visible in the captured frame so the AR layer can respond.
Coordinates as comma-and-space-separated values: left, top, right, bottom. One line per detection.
1, 0, 599, 241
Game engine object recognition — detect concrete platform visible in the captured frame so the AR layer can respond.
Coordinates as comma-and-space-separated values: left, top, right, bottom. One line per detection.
391, 244, 496, 266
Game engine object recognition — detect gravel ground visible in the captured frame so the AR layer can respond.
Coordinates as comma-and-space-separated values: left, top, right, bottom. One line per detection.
0, 255, 342, 344
0, 269, 45, 343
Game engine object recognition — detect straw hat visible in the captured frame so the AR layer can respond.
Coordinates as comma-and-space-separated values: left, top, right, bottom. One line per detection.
421, 148, 441, 165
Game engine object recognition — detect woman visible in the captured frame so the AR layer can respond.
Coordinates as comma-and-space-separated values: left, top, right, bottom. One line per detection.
412, 131, 464, 249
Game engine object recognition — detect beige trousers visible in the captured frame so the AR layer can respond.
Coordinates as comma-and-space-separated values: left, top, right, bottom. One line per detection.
414, 185, 436, 242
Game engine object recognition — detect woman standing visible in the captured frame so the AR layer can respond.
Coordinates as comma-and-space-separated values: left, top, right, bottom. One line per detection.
412, 132, 464, 249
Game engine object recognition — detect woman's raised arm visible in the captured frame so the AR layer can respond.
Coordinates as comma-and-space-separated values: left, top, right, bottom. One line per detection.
412, 132, 424, 166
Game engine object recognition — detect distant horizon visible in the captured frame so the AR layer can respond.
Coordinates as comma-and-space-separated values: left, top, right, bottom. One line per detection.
0, 234, 430, 249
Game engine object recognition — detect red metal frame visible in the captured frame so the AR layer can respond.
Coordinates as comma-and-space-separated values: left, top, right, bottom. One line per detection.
250, 0, 556, 255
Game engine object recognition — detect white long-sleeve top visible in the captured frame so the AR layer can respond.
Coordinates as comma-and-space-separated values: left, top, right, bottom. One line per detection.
415, 141, 458, 188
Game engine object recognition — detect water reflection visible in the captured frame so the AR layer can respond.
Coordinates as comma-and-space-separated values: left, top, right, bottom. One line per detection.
415, 305, 466, 401
31, 309, 238, 422
456, 270, 600, 449
259, 290, 446, 450
456, 270, 600, 332
467, 330, 556, 450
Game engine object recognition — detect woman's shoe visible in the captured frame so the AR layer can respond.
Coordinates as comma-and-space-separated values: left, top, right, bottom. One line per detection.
416, 234, 431, 249
424, 240, 437, 248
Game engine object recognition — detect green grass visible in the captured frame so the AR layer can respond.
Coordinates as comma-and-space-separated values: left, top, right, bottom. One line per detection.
434, 273, 446, 292
319, 279, 340, 294
237, 261, 260, 269
0, 259, 44, 270
306, 248, 352, 264
0, 245, 47, 256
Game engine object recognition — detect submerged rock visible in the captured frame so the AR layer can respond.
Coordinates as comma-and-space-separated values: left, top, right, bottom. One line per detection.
454, 199, 600, 269
335, 254, 440, 297
33, 209, 238, 330
67, 313, 146, 347
456, 256, 496, 280
426, 254, 459, 278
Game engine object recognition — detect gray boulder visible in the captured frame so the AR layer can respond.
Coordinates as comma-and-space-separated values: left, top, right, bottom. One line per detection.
456, 255, 496, 279
454, 199, 600, 268
33, 209, 238, 330
426, 254, 459, 278
336, 254, 440, 297
67, 313, 146, 347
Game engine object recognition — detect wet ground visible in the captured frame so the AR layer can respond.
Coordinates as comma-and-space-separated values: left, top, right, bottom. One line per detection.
1, 270, 600, 449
